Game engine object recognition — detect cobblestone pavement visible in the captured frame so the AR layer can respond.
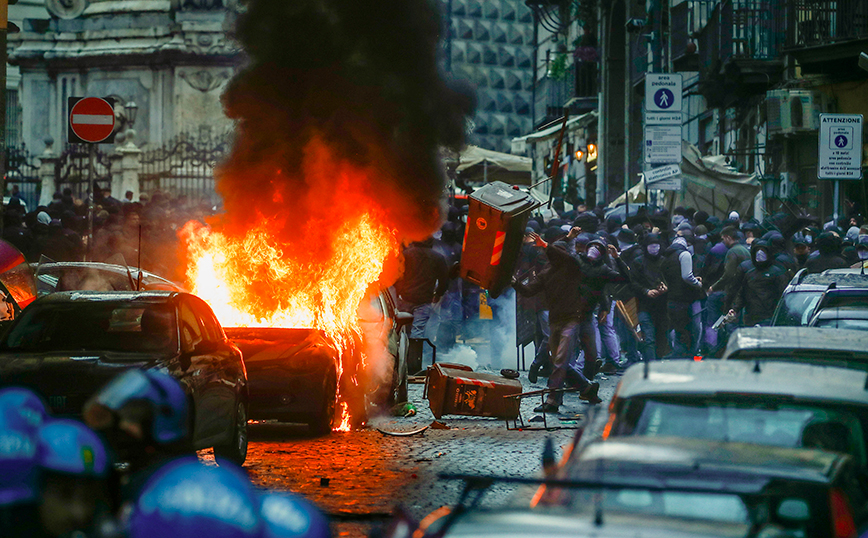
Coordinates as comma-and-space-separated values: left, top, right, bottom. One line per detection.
203, 369, 621, 537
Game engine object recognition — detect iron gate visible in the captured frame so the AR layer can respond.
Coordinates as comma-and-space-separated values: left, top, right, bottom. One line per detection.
5, 144, 41, 211
140, 130, 233, 204
54, 144, 113, 202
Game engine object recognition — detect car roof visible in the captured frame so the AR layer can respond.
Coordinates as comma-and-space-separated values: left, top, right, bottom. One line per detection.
788, 269, 868, 290
444, 509, 750, 538
570, 437, 848, 487
33, 290, 180, 304
723, 326, 868, 359
36, 262, 184, 289
617, 359, 868, 406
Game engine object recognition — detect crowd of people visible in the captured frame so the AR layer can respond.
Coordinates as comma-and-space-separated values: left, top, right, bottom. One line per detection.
396, 198, 868, 414
0, 375, 331, 538
2, 185, 216, 281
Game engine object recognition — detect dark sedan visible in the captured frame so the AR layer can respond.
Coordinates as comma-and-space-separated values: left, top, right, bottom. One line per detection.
0, 290, 249, 464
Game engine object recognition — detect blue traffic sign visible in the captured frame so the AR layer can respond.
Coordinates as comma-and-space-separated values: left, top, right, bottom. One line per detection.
835, 135, 848, 148
654, 89, 674, 109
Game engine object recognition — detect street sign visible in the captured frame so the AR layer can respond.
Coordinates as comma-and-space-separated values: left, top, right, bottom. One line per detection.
645, 111, 682, 125
646, 73, 682, 113
68, 97, 116, 144
644, 125, 682, 164
643, 163, 681, 182
818, 113, 863, 180
647, 176, 682, 191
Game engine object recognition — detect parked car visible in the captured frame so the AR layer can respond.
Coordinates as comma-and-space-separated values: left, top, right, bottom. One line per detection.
543, 436, 868, 537
34, 261, 184, 296
603, 361, 868, 473
771, 269, 868, 326
722, 326, 868, 370
810, 306, 868, 331
225, 288, 411, 434
0, 290, 249, 464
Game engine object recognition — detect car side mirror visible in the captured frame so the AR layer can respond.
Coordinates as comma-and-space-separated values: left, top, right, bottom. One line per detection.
396, 312, 414, 330
776, 498, 810, 523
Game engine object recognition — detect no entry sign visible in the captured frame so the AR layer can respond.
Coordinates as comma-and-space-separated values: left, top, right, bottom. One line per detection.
68, 97, 116, 144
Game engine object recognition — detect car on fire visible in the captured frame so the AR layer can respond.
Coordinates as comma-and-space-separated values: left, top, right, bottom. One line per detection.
225, 288, 411, 434
0, 290, 250, 464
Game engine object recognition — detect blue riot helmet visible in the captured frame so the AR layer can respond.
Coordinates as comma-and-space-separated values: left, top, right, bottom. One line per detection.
0, 387, 48, 432
0, 416, 38, 506
129, 458, 261, 538
259, 492, 332, 538
85, 369, 189, 445
36, 419, 110, 477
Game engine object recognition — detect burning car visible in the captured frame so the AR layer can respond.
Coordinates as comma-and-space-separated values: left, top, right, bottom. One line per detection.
225, 288, 411, 434
0, 290, 250, 464
35, 261, 185, 295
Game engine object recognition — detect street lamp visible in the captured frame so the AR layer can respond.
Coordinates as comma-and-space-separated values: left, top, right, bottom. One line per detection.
124, 100, 138, 127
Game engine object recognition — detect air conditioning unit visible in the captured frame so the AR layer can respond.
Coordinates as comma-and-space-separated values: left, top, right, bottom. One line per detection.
767, 90, 836, 136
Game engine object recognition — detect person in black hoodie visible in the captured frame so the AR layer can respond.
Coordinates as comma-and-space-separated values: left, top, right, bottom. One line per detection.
513, 228, 602, 412
725, 240, 790, 327
804, 231, 847, 274
662, 233, 704, 357
629, 233, 669, 362
763, 230, 796, 279
394, 238, 449, 353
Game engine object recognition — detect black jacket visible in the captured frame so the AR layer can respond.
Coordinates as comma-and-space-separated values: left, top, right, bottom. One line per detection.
662, 241, 703, 303
394, 242, 449, 306
513, 243, 585, 324
629, 250, 668, 312
726, 243, 789, 326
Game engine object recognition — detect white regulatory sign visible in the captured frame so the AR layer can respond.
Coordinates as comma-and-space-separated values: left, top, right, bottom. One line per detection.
644, 125, 682, 164
645, 112, 682, 125
818, 113, 863, 180
647, 176, 682, 191
646, 73, 682, 113
643, 163, 681, 182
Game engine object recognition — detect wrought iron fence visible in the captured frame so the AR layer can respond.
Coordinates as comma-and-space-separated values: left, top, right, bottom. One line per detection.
55, 144, 113, 202
787, 0, 868, 48
5, 143, 41, 211
140, 130, 233, 204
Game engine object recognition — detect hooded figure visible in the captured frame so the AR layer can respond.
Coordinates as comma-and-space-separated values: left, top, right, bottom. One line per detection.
662, 234, 704, 357
628, 233, 669, 361
725, 240, 789, 327
804, 231, 847, 274
763, 231, 795, 277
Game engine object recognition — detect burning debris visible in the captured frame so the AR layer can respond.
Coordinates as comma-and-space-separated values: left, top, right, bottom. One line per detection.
182, 0, 476, 430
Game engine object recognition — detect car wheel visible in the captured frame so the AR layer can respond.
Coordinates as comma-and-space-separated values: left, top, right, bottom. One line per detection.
214, 399, 248, 466
308, 373, 337, 435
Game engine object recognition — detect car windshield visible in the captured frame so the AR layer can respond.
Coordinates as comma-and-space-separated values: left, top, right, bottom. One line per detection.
618, 399, 867, 467
772, 291, 822, 326
0, 302, 177, 354
814, 318, 868, 330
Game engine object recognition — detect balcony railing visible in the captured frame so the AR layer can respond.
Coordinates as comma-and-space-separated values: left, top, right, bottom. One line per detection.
786, 0, 868, 49
698, 1, 785, 67
534, 61, 597, 126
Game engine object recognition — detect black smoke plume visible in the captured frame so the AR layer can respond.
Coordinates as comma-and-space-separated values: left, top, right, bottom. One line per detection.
217, 0, 477, 245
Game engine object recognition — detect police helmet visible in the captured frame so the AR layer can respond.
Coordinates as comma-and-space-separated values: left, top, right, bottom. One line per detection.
259, 492, 331, 538
37, 419, 110, 477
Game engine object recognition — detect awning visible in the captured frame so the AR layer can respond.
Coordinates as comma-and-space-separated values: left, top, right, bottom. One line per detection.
446, 145, 532, 185
608, 141, 761, 219
511, 110, 598, 149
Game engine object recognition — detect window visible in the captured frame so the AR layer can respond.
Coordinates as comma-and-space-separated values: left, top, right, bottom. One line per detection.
188, 296, 224, 342
179, 301, 204, 353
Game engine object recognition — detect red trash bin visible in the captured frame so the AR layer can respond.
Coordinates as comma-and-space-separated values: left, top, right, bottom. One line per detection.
459, 181, 536, 298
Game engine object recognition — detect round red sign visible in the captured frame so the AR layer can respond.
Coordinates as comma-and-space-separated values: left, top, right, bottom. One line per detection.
69, 97, 116, 143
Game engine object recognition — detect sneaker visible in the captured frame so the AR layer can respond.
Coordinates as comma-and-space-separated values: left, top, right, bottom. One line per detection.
579, 382, 602, 405
533, 403, 559, 414
528, 362, 541, 384
538, 365, 553, 378
599, 362, 618, 375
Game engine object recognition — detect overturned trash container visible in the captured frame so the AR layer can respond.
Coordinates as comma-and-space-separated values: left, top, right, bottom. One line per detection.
425, 363, 521, 420
460, 181, 536, 298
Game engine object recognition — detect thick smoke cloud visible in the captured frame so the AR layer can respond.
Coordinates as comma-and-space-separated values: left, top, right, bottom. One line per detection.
218, 0, 477, 247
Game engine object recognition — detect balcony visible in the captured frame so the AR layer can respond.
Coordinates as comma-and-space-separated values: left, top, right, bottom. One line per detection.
696, 1, 785, 106
534, 61, 598, 128
785, 0, 868, 73
671, 1, 699, 71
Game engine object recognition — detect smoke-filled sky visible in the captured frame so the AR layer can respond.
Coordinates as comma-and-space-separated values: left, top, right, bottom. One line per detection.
217, 0, 477, 249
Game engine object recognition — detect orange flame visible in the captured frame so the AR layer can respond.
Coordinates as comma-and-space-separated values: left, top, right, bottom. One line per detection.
182, 211, 399, 431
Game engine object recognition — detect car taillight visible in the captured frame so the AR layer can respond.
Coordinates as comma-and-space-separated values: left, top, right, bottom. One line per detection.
830, 488, 857, 538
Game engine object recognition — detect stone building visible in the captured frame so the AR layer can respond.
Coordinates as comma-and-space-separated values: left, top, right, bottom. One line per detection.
9, 0, 241, 154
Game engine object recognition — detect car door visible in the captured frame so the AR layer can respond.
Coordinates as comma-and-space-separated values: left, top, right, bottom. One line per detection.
178, 298, 224, 444
189, 295, 245, 434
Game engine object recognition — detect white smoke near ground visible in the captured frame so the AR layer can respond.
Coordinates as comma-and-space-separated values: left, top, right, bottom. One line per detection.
437, 344, 479, 370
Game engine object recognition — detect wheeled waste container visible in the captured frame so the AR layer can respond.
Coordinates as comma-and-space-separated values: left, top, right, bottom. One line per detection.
425, 363, 522, 420
460, 181, 536, 298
